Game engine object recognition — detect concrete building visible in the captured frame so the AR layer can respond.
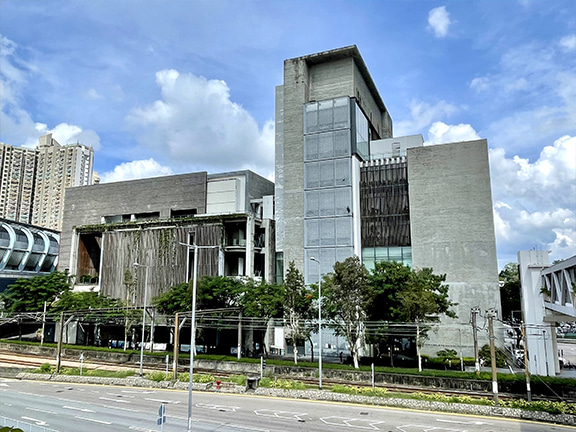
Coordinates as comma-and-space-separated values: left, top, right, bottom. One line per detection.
0, 134, 94, 232
0, 218, 60, 292
58, 170, 275, 304
32, 134, 94, 231
275, 46, 501, 356
0, 143, 37, 224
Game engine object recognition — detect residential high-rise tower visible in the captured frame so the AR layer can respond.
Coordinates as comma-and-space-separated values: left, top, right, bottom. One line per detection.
0, 134, 94, 231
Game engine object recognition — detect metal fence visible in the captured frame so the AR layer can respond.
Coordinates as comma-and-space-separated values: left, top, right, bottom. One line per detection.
0, 416, 59, 432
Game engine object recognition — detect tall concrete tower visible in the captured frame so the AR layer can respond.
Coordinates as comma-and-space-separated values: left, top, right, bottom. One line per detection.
274, 46, 393, 283
32, 134, 94, 231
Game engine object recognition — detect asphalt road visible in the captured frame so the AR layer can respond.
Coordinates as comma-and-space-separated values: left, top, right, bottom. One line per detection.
0, 379, 572, 432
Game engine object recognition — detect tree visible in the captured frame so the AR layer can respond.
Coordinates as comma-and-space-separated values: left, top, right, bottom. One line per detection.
282, 261, 313, 365
499, 262, 521, 322
396, 267, 457, 322
368, 262, 457, 367
240, 278, 284, 356
50, 291, 123, 313
152, 276, 244, 315
1, 271, 71, 312
322, 256, 373, 368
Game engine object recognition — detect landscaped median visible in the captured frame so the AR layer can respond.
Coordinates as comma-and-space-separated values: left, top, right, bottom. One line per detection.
15, 364, 576, 426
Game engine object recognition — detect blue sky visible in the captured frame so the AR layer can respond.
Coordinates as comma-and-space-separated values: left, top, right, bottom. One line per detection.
1, 0, 574, 268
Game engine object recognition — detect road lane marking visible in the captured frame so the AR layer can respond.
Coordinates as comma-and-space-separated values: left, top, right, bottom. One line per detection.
254, 409, 307, 421
75, 416, 111, 425
145, 397, 181, 404
107, 392, 135, 398
437, 419, 489, 425
397, 425, 465, 432
121, 390, 156, 394
103, 405, 141, 413
225, 424, 270, 432
321, 416, 386, 430
26, 407, 58, 415
196, 403, 240, 412
63, 405, 95, 413
99, 396, 131, 403
21, 416, 48, 426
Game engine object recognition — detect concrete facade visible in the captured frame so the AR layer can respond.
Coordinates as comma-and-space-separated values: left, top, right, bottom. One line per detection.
407, 140, 501, 354
275, 46, 393, 279
58, 170, 275, 304
0, 134, 94, 232
274, 47, 501, 357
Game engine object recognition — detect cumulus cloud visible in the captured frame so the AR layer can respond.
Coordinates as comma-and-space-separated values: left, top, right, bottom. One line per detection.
125, 69, 275, 177
425, 121, 480, 145
99, 159, 174, 183
490, 135, 576, 265
34, 122, 101, 149
394, 99, 459, 137
0, 36, 101, 150
427, 6, 452, 38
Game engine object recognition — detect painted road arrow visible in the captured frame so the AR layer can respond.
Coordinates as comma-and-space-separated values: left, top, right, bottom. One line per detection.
321, 416, 386, 430
254, 409, 307, 421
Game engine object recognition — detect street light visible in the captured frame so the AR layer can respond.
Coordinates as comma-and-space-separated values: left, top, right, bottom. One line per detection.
310, 256, 322, 390
133, 262, 149, 377
179, 241, 220, 432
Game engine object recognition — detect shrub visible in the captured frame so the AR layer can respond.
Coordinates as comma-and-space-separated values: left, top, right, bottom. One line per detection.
146, 371, 168, 382
479, 344, 507, 367
226, 375, 247, 386
332, 384, 389, 397
437, 349, 457, 358
39, 363, 53, 373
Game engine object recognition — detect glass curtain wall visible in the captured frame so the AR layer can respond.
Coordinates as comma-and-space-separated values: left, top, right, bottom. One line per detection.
303, 97, 355, 283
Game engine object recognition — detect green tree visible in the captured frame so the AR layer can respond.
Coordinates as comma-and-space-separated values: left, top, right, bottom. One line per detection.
499, 262, 521, 322
282, 261, 313, 365
368, 262, 457, 365
152, 282, 191, 315
50, 291, 123, 314
240, 278, 284, 356
322, 256, 373, 368
1, 271, 71, 312
396, 267, 457, 322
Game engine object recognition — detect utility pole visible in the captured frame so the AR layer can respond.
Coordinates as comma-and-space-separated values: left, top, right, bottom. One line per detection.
487, 309, 499, 405
521, 322, 532, 401
173, 313, 179, 380
471, 307, 480, 374
56, 312, 64, 373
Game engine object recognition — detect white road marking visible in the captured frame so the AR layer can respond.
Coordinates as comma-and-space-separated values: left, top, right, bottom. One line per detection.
107, 392, 135, 398
26, 407, 58, 415
145, 397, 181, 404
0, 383, 9, 387
99, 396, 131, 403
196, 403, 240, 412
21, 416, 48, 426
122, 390, 156, 394
437, 419, 488, 425
397, 425, 466, 432
103, 405, 141, 413
75, 416, 111, 424
321, 416, 386, 430
254, 409, 308, 421
63, 405, 95, 413
226, 424, 270, 432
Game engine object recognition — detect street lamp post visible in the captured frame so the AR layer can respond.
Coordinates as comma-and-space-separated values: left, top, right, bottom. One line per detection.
179, 241, 219, 432
133, 262, 149, 377
310, 256, 322, 390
